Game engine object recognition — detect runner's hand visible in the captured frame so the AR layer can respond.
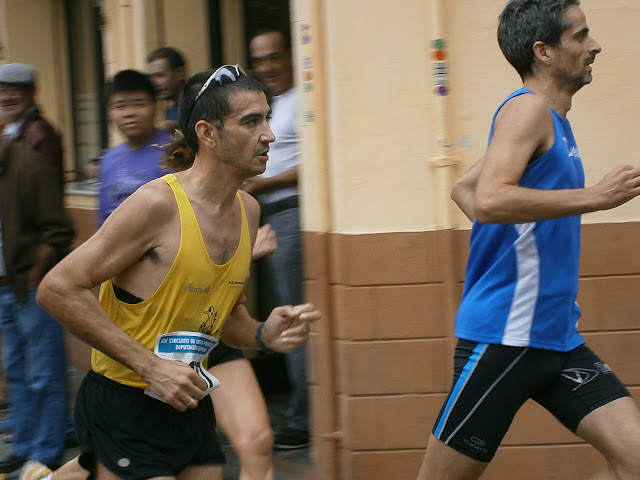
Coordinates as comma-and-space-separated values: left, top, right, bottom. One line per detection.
593, 165, 640, 210
261, 303, 321, 353
144, 357, 208, 411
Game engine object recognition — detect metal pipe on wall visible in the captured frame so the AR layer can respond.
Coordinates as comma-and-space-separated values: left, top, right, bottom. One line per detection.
427, 0, 459, 230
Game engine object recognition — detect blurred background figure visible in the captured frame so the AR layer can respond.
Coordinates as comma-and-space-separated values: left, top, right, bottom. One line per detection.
0, 63, 64, 191
0, 71, 74, 476
147, 47, 187, 132
97, 69, 168, 227
247, 28, 308, 451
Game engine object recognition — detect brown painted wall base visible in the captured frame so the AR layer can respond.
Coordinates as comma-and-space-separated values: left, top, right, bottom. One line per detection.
304, 223, 640, 480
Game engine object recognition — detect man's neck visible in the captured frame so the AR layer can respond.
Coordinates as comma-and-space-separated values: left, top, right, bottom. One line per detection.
126, 128, 157, 150
272, 81, 294, 97
170, 85, 185, 104
522, 77, 574, 118
179, 155, 245, 210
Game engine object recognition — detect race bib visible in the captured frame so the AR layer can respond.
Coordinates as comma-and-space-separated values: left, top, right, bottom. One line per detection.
144, 331, 221, 402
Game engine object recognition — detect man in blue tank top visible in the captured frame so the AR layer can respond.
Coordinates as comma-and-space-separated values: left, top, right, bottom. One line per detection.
418, 2, 640, 480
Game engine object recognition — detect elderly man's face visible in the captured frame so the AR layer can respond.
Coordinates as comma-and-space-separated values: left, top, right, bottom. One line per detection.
0, 83, 35, 122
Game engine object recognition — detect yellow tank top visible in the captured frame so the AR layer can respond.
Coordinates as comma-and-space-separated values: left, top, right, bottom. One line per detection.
92, 174, 252, 388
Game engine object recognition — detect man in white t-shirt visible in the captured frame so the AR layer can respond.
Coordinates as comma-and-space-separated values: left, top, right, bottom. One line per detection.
246, 28, 308, 450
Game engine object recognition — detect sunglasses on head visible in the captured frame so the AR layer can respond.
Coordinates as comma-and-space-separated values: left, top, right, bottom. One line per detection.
193, 64, 247, 104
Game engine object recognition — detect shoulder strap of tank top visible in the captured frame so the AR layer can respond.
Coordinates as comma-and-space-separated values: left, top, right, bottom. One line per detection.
160, 173, 201, 241
236, 191, 250, 246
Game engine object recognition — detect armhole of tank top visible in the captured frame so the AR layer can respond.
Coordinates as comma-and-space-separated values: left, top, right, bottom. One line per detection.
490, 89, 536, 137
490, 89, 555, 165
526, 109, 561, 168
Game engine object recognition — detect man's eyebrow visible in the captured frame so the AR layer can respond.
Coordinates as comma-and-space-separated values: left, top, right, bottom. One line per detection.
239, 111, 266, 122
110, 98, 148, 107
251, 52, 279, 61
574, 26, 589, 36
113, 96, 148, 103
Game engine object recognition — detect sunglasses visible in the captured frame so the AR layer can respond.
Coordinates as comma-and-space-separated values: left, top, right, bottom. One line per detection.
193, 64, 247, 104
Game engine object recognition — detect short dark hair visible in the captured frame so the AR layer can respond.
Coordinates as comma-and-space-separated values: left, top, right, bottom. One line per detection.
250, 28, 291, 50
147, 46, 186, 70
498, 0, 581, 79
104, 69, 156, 103
162, 69, 270, 170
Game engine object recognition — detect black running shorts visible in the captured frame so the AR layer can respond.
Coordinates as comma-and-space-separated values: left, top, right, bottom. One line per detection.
206, 341, 245, 369
432, 340, 629, 462
75, 370, 225, 479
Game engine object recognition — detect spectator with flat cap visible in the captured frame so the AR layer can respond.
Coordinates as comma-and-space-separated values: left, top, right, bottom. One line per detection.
0, 84, 74, 477
0, 63, 64, 191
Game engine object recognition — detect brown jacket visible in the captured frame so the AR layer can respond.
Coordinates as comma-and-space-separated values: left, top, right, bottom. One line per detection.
17, 106, 64, 191
0, 140, 74, 303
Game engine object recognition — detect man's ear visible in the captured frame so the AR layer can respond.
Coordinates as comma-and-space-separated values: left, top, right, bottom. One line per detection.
532, 41, 551, 67
194, 120, 218, 149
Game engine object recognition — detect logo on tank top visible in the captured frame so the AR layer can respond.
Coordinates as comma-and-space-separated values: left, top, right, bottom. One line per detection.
200, 306, 219, 335
183, 284, 210, 294
563, 137, 581, 160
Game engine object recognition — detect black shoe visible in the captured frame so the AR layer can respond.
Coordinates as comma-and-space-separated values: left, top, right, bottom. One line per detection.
0, 453, 27, 474
273, 427, 309, 450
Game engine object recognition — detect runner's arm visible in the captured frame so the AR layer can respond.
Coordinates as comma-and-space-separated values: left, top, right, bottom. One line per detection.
451, 156, 485, 221
220, 298, 320, 353
475, 94, 640, 223
36, 183, 207, 408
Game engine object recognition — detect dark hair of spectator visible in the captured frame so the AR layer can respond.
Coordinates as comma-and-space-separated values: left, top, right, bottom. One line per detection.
250, 27, 291, 50
146, 46, 186, 70
104, 69, 156, 104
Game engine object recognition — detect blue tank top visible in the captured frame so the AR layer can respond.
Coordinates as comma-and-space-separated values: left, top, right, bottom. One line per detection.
455, 88, 585, 352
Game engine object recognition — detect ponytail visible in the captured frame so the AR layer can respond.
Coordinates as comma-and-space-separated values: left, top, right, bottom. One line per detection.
160, 129, 195, 171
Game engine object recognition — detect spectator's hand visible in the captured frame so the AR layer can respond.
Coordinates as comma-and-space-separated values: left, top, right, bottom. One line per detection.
143, 357, 208, 411
252, 224, 277, 260
261, 303, 321, 353
242, 176, 267, 196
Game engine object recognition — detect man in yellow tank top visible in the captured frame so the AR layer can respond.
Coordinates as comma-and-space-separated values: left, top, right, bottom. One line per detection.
35, 66, 321, 480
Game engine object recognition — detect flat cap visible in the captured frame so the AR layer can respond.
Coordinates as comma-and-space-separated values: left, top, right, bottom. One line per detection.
0, 63, 36, 85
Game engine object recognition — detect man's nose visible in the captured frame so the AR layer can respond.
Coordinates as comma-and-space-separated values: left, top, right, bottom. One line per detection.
264, 125, 275, 143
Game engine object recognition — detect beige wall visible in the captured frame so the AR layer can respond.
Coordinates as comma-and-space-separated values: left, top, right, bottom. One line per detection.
294, 0, 640, 234
101, 0, 210, 76
160, 0, 210, 73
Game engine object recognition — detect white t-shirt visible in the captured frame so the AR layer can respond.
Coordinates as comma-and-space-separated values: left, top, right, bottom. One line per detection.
258, 88, 300, 205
